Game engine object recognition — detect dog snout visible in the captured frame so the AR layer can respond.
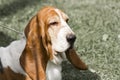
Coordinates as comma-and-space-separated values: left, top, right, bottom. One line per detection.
66, 34, 76, 45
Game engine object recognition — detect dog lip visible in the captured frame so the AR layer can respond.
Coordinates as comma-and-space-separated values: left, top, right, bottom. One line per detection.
54, 43, 74, 53
65, 44, 74, 53
54, 49, 62, 54
69, 43, 74, 49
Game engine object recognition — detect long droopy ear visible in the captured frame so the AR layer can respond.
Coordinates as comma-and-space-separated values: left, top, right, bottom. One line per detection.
20, 14, 52, 80
37, 14, 53, 60
65, 48, 88, 70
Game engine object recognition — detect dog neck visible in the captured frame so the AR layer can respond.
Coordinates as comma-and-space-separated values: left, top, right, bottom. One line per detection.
46, 51, 66, 80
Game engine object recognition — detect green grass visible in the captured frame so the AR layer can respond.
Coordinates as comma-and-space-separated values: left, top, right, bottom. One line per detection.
0, 0, 120, 80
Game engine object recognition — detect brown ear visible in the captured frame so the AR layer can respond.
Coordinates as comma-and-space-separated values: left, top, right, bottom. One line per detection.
65, 48, 88, 70
37, 14, 53, 60
20, 15, 50, 80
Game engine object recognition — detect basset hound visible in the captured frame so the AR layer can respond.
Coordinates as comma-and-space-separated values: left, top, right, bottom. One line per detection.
0, 6, 88, 80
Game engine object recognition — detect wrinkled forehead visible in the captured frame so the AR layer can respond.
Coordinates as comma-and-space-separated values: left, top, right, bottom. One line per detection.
39, 7, 69, 23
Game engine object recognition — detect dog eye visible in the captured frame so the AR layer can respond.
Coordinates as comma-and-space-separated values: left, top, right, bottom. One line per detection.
50, 22, 58, 25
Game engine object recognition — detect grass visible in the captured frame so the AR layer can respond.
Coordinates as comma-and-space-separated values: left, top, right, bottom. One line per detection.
0, 0, 120, 80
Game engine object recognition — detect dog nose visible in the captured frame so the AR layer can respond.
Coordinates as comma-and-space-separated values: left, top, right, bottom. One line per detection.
66, 34, 76, 44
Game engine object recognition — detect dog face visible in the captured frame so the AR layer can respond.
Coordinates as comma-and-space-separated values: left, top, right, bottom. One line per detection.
47, 8, 76, 53
23, 6, 87, 71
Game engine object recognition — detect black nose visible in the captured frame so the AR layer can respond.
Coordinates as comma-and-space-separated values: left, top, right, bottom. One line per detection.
66, 34, 76, 44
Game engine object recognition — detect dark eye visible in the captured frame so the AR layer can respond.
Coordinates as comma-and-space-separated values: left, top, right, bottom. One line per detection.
50, 22, 58, 25
66, 19, 69, 23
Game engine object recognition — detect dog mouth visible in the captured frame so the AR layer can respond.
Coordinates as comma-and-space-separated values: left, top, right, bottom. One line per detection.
55, 44, 74, 53
53, 34, 76, 53
69, 43, 74, 49
52, 50, 66, 64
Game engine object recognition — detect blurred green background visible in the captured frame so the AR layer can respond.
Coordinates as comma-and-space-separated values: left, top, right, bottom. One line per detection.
0, 0, 120, 80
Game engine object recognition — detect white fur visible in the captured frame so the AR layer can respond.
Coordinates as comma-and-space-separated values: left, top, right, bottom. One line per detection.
46, 9, 75, 80
46, 61, 62, 80
51, 9, 74, 53
53, 27, 71, 52
0, 37, 26, 75
46, 52, 66, 80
